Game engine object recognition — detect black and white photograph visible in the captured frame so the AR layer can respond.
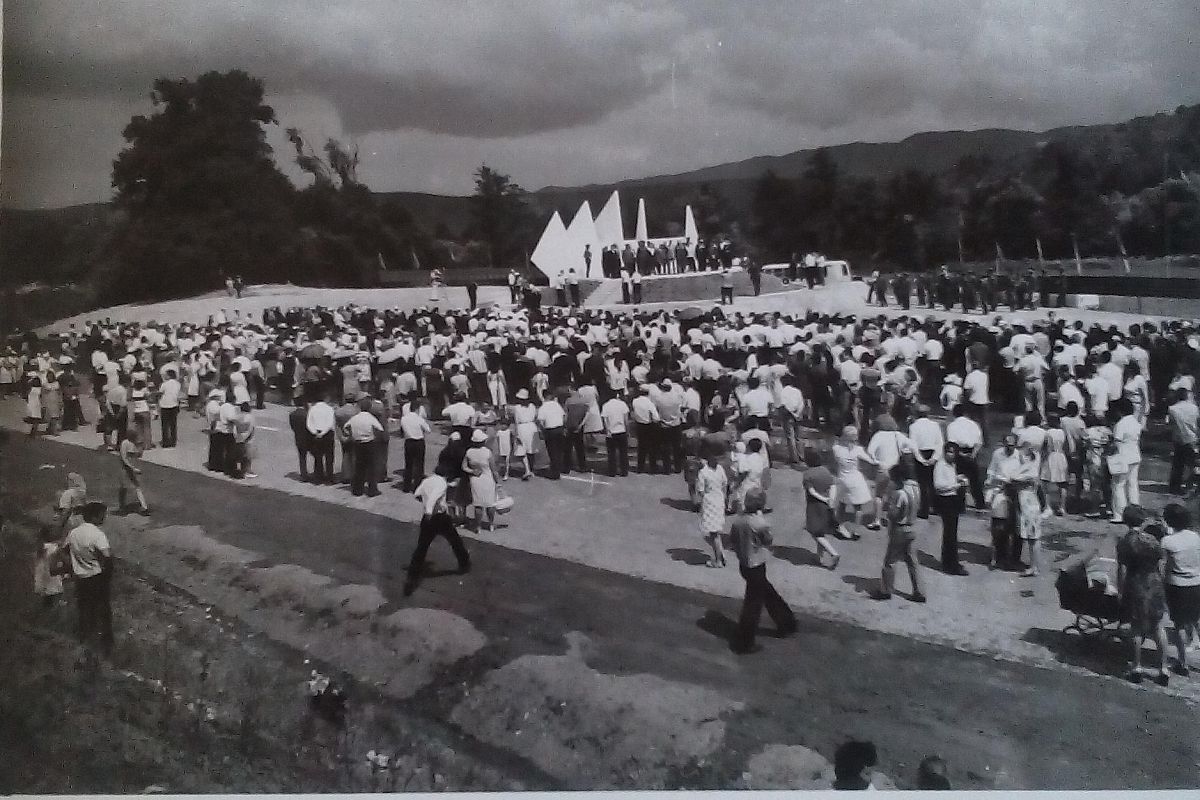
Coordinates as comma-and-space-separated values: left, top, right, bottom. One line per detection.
2, 0, 1200, 792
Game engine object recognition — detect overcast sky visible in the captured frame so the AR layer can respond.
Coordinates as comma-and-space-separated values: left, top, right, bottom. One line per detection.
3, 0, 1199, 208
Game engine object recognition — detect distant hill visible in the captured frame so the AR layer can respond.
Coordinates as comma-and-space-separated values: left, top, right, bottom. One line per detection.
4, 104, 1196, 290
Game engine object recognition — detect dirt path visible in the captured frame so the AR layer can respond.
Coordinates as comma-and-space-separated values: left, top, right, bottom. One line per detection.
3, 433, 1198, 791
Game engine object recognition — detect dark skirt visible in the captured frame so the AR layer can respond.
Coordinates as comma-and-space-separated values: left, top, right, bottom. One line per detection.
1166, 583, 1200, 627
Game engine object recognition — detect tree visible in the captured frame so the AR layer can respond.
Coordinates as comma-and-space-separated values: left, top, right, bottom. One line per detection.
750, 170, 801, 261
470, 165, 534, 268
103, 70, 299, 301
287, 128, 431, 283
796, 148, 840, 251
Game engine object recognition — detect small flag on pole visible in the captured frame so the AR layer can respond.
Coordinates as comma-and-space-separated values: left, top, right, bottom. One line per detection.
1036, 238, 1045, 266
993, 242, 1004, 274
411, 246, 422, 272
1072, 233, 1082, 275
1115, 230, 1131, 274
377, 252, 389, 272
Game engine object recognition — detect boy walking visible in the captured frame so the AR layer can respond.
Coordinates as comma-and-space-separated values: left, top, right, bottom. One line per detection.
728, 487, 796, 653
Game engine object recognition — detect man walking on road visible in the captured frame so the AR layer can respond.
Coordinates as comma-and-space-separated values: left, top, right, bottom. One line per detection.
729, 487, 796, 654
404, 467, 471, 596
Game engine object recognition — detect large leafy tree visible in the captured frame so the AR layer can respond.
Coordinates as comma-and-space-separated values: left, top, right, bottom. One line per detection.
470, 165, 535, 268
287, 129, 430, 284
103, 70, 298, 300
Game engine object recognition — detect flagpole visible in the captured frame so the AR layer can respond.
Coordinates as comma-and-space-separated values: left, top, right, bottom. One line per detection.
1072, 233, 1082, 276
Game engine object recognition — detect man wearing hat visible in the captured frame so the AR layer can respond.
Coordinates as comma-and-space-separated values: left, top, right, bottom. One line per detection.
58, 357, 86, 432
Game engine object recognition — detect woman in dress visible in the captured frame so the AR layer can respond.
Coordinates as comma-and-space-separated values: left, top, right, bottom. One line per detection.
1014, 441, 1045, 577
731, 438, 769, 514
1116, 506, 1169, 686
1041, 421, 1069, 516
42, 370, 63, 436
1082, 413, 1113, 519
1122, 362, 1150, 426
577, 379, 605, 447
462, 429, 500, 532
694, 450, 729, 567
25, 376, 44, 437
832, 425, 877, 538
510, 389, 538, 480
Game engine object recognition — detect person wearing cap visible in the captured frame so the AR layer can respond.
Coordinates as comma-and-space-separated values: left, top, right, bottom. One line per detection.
344, 396, 384, 497
404, 466, 471, 596
728, 486, 795, 654
511, 389, 538, 480
65, 501, 115, 654
463, 428, 500, 531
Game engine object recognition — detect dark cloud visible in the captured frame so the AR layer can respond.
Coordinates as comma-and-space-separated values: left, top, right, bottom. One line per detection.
3, 0, 1199, 207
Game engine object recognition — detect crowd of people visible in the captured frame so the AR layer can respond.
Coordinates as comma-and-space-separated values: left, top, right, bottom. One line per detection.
6, 284, 1200, 670
866, 264, 1069, 314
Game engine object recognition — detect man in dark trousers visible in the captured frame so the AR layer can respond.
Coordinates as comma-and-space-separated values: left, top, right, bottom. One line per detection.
583, 244, 592, 278
747, 259, 763, 296
65, 501, 115, 654
567, 269, 582, 306
404, 467, 470, 596
466, 281, 478, 310
289, 400, 313, 482
729, 487, 795, 654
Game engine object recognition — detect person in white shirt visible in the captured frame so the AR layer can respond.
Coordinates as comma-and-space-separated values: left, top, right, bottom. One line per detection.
776, 375, 805, 463
537, 389, 568, 479
946, 405, 986, 508
1016, 345, 1049, 418
306, 397, 337, 484
157, 368, 182, 448
741, 376, 774, 431
444, 394, 477, 439
908, 404, 945, 518
66, 502, 114, 653
601, 392, 631, 476
1110, 401, 1143, 523
344, 396, 384, 496
398, 400, 432, 492
1097, 351, 1124, 403
1168, 389, 1200, 495
404, 468, 471, 597
963, 366, 990, 442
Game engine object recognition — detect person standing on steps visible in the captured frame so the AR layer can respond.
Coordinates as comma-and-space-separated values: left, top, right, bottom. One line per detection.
404, 467, 471, 596
728, 487, 796, 654
567, 268, 582, 307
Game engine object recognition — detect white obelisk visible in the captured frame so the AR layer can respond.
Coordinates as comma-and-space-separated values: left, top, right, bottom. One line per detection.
563, 201, 599, 276
635, 197, 649, 242
530, 210, 569, 280
594, 190, 625, 248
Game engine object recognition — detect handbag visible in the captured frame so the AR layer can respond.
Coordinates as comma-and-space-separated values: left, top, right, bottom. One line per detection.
1105, 452, 1129, 476
494, 487, 514, 513
49, 544, 72, 578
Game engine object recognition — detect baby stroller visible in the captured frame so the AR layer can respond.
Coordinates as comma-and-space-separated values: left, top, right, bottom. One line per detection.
1055, 557, 1123, 638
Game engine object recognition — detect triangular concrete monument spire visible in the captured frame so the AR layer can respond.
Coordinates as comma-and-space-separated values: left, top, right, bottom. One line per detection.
594, 190, 625, 247
635, 197, 649, 242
